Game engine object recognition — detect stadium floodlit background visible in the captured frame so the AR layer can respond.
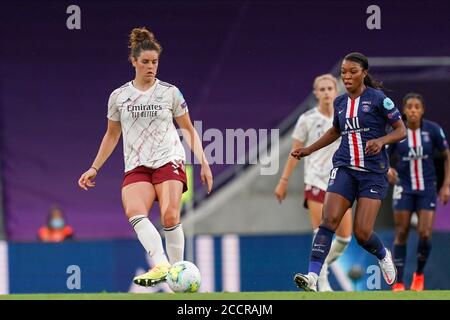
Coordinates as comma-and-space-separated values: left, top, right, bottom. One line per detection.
0, 0, 449, 295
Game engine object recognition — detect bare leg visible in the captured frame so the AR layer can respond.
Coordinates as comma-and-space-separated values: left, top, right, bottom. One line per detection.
294, 192, 351, 291
354, 198, 397, 285
123, 182, 168, 265
309, 192, 351, 275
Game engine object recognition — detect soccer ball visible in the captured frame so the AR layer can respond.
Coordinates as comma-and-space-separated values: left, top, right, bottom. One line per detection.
166, 261, 201, 293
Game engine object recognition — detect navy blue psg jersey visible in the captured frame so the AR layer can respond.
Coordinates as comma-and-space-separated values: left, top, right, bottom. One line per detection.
332, 87, 402, 173
388, 119, 449, 192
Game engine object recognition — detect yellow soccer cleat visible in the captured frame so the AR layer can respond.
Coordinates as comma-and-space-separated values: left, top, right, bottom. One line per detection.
133, 262, 171, 287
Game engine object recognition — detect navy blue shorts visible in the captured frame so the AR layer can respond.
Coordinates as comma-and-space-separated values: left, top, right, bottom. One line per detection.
392, 185, 437, 212
326, 166, 388, 204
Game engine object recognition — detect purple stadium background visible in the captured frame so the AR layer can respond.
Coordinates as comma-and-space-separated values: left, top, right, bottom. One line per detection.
1, 0, 450, 240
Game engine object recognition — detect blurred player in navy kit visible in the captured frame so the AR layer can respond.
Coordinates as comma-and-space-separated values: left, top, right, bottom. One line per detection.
388, 93, 450, 291
291, 52, 406, 291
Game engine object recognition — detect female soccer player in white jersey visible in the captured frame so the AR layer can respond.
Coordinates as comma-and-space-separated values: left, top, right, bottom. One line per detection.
78, 27, 213, 287
275, 74, 352, 292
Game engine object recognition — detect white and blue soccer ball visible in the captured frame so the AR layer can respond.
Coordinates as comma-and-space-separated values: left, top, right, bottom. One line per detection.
166, 261, 201, 293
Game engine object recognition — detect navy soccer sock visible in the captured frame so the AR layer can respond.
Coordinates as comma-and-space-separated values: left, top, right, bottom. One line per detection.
417, 238, 431, 274
359, 232, 386, 260
308, 225, 334, 275
393, 244, 407, 283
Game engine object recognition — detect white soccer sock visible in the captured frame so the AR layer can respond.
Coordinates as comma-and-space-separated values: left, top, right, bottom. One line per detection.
164, 223, 185, 264
319, 262, 329, 278
325, 235, 351, 265
129, 215, 168, 265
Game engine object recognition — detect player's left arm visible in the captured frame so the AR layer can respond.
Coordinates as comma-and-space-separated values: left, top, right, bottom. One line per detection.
366, 120, 406, 156
386, 143, 399, 184
172, 87, 213, 193
436, 125, 450, 204
366, 96, 406, 156
175, 113, 213, 194
439, 149, 450, 204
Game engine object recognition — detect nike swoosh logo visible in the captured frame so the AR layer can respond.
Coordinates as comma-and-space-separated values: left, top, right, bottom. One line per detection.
338, 110, 344, 114
370, 189, 378, 193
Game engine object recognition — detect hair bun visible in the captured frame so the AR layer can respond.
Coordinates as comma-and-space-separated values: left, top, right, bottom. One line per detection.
128, 26, 162, 60
129, 27, 154, 48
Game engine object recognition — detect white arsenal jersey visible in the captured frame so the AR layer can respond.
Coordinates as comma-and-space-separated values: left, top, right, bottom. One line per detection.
292, 107, 340, 190
107, 79, 188, 172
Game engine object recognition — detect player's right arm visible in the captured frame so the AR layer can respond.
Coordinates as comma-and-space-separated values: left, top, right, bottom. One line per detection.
275, 138, 303, 203
387, 167, 399, 184
78, 120, 122, 190
292, 97, 341, 160
386, 143, 399, 184
291, 126, 340, 160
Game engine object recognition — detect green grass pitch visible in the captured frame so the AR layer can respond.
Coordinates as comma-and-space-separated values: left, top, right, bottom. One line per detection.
1, 291, 449, 300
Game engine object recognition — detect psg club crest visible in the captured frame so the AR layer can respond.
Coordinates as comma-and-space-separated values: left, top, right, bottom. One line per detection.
362, 105, 371, 112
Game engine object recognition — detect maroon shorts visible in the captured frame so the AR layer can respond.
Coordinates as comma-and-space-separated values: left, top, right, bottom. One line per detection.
303, 184, 326, 209
122, 161, 188, 193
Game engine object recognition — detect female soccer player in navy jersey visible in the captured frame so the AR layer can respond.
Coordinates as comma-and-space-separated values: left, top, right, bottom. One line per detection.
275, 74, 352, 292
388, 93, 450, 291
291, 52, 406, 291
78, 27, 213, 287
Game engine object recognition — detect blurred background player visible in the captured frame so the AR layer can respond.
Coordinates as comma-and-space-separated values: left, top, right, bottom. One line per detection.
388, 93, 450, 291
274, 74, 352, 291
78, 27, 213, 287
291, 52, 406, 291
38, 206, 74, 242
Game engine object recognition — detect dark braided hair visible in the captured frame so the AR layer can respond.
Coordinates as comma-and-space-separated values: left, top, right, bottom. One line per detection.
344, 52, 383, 89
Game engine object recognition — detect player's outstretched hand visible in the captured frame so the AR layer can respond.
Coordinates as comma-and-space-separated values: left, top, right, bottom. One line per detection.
201, 163, 213, 194
291, 147, 311, 160
365, 139, 383, 156
438, 185, 450, 205
78, 168, 97, 191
